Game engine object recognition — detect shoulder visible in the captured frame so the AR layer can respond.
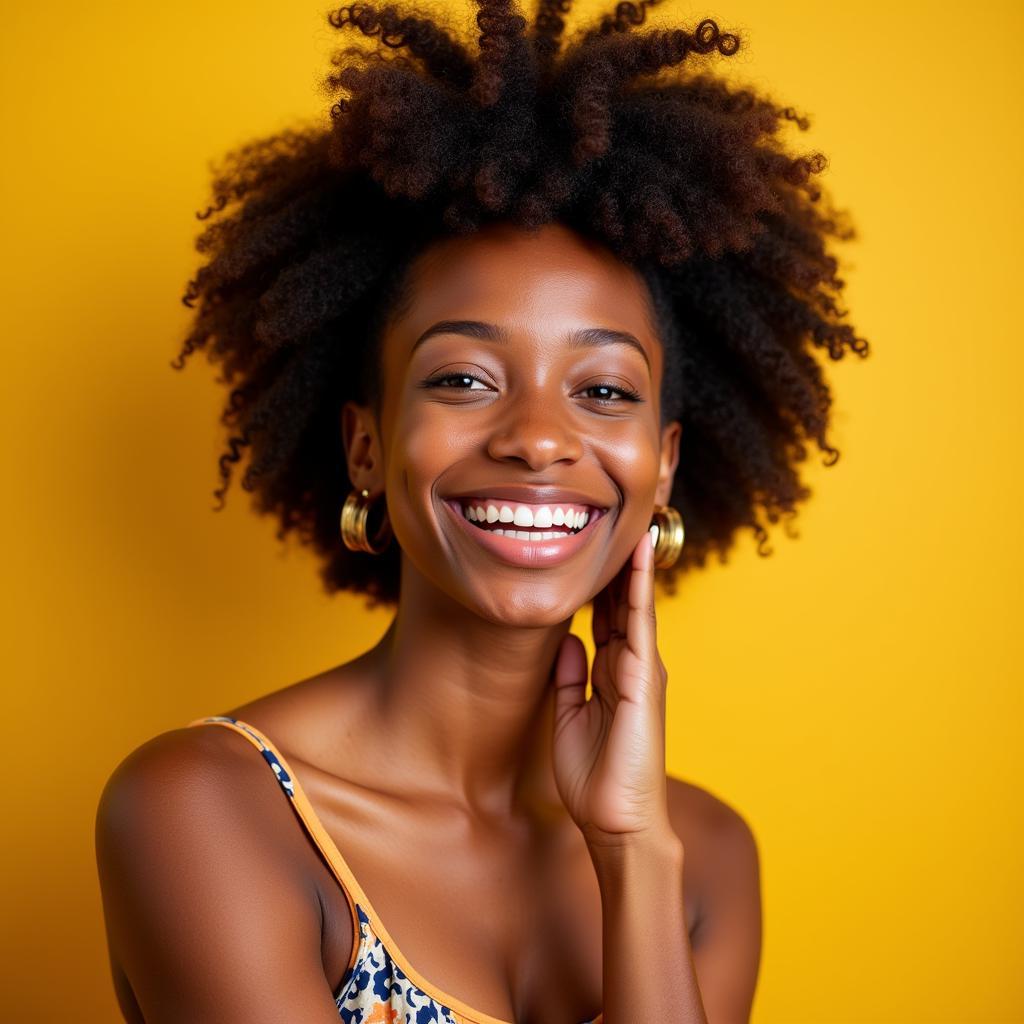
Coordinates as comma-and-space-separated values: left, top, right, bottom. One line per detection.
664, 775, 761, 931
95, 725, 334, 1021
94, 723, 318, 926
97, 726, 232, 845
100, 722, 240, 787
665, 775, 759, 856
97, 724, 276, 840
96, 722, 320, 876
665, 775, 762, 1019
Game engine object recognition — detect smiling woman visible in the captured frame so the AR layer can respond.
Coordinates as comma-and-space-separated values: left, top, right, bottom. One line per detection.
165, 2, 868, 609
95, 1, 868, 1022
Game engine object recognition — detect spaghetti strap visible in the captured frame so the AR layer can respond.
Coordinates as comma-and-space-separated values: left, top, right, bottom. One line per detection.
186, 714, 603, 1024
185, 715, 367, 949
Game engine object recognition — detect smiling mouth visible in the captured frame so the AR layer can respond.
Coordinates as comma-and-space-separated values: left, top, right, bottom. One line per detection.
445, 498, 607, 540
439, 496, 611, 568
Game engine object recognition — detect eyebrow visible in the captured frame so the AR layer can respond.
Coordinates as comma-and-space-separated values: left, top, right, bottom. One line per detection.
410, 319, 651, 374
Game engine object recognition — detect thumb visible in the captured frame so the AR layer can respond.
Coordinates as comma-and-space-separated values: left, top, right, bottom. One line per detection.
551, 632, 589, 721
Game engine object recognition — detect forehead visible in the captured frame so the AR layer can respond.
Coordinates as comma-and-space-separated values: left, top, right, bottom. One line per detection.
390, 221, 660, 355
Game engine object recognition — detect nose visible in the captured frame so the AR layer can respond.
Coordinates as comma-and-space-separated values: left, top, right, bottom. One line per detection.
485, 391, 584, 470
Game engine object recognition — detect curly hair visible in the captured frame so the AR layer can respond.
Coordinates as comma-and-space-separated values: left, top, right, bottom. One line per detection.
172, 0, 870, 609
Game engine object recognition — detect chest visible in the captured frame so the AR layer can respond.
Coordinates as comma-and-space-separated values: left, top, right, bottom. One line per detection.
253, 701, 706, 1024
307, 784, 612, 1023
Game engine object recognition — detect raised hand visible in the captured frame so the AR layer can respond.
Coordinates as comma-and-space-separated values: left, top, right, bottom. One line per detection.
550, 526, 674, 848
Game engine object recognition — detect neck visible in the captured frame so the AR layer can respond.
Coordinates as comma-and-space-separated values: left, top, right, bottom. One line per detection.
360, 561, 579, 821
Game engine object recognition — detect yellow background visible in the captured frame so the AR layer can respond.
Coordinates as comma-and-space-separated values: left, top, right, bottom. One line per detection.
3, 0, 1021, 1020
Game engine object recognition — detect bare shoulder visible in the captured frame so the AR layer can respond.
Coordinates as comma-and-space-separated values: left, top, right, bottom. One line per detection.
95, 721, 327, 902
95, 725, 340, 1023
100, 722, 256, 803
665, 775, 759, 854
96, 723, 304, 862
664, 775, 761, 931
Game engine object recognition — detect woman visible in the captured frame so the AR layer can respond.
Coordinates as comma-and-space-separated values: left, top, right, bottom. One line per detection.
95, 2, 868, 1021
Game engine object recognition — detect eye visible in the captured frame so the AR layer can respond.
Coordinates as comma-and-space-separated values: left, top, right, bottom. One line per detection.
417, 374, 643, 404
418, 372, 492, 392
578, 382, 643, 404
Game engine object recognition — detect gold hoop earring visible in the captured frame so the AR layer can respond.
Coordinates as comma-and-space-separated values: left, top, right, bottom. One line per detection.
340, 488, 393, 554
649, 504, 684, 569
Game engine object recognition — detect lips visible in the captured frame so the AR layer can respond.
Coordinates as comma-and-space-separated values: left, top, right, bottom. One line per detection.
441, 495, 610, 569
442, 484, 612, 511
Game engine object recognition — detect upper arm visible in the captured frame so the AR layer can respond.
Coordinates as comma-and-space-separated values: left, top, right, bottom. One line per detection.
690, 801, 763, 1024
95, 729, 343, 1024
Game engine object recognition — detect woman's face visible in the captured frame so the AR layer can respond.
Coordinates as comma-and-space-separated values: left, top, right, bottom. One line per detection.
346, 220, 681, 625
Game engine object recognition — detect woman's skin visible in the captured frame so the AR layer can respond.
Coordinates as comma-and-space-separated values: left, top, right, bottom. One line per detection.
96, 221, 762, 1024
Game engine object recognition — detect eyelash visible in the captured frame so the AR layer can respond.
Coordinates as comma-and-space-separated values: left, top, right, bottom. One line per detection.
419, 373, 643, 404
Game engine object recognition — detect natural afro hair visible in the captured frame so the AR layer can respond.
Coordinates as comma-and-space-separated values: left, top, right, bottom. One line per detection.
173, 0, 870, 609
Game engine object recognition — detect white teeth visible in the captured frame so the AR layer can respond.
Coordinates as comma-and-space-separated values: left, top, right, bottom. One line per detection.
493, 529, 573, 539
459, 500, 595, 533
513, 506, 534, 528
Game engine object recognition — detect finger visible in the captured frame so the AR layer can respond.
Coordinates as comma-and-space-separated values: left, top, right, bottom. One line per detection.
592, 581, 611, 647
600, 548, 625, 639
551, 632, 590, 722
626, 528, 658, 667
597, 552, 630, 643
614, 536, 638, 638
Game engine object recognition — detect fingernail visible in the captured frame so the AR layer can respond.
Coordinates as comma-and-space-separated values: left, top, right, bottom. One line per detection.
649, 523, 659, 551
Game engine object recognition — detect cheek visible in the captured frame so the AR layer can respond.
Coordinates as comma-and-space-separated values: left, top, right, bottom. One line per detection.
393, 405, 470, 482
593, 423, 665, 548
600, 425, 662, 496
384, 405, 470, 536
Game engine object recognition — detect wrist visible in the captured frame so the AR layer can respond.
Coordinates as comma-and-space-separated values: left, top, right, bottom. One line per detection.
583, 821, 685, 873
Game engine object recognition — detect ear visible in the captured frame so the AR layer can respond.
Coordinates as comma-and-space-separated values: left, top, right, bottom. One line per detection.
655, 419, 682, 508
341, 401, 385, 493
